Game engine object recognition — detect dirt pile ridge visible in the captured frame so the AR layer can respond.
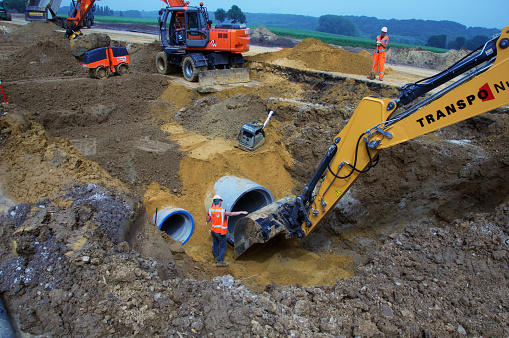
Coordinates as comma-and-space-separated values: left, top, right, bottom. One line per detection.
247, 37, 373, 75
0, 20, 508, 337
387, 46, 470, 70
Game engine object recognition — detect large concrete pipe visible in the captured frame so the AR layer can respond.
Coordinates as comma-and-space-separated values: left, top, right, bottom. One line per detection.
205, 176, 274, 244
152, 207, 194, 245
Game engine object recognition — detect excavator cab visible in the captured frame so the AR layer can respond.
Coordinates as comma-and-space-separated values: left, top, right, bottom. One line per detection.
162, 7, 209, 49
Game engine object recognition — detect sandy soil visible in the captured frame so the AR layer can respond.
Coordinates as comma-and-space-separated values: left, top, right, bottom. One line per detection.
0, 18, 508, 337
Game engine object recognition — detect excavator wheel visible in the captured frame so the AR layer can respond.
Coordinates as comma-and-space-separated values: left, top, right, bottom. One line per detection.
182, 56, 206, 82
95, 66, 109, 80
116, 63, 130, 76
155, 52, 178, 75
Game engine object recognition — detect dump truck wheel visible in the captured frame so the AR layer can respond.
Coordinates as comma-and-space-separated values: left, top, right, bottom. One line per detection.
117, 63, 130, 76
86, 19, 92, 29
88, 69, 96, 79
156, 52, 177, 75
95, 66, 108, 80
182, 56, 205, 82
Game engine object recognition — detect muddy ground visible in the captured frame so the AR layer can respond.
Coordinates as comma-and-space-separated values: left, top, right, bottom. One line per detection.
0, 20, 508, 337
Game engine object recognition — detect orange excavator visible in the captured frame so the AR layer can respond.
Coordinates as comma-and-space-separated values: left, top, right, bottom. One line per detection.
64, 0, 96, 39
156, 0, 250, 85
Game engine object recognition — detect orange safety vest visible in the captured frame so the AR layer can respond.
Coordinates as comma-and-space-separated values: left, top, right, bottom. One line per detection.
209, 206, 228, 235
376, 35, 390, 52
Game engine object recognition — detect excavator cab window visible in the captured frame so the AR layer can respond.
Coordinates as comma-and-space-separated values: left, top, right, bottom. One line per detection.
187, 12, 198, 30
168, 11, 185, 45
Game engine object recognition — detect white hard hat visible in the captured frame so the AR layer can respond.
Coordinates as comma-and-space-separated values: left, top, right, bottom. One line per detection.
381, 27, 388, 33
213, 195, 222, 200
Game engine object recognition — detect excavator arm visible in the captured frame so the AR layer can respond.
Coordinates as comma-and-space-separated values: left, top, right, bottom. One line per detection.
233, 26, 509, 258
65, 0, 95, 39
161, 0, 190, 6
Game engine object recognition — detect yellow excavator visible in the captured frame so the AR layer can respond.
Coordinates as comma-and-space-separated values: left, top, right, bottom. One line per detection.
233, 26, 509, 258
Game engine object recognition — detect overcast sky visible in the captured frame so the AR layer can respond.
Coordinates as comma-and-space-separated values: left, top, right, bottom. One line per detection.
102, 0, 506, 30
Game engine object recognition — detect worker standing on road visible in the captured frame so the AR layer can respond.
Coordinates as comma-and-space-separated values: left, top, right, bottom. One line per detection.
368, 27, 390, 81
206, 195, 248, 267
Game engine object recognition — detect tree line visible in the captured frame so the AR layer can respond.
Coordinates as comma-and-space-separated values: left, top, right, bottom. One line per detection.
315, 15, 499, 50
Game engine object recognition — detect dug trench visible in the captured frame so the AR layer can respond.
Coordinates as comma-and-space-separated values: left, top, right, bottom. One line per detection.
0, 21, 508, 336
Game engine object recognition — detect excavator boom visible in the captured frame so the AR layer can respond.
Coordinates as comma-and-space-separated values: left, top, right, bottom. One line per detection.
65, 0, 95, 38
234, 26, 509, 258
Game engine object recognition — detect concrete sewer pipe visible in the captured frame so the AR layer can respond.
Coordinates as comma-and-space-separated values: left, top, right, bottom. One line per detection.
205, 176, 274, 244
152, 207, 194, 245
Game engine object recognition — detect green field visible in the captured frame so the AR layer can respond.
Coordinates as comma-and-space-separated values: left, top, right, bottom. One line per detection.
94, 16, 447, 52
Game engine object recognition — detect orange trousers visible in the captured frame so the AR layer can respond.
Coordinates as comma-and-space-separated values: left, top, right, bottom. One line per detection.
371, 51, 386, 79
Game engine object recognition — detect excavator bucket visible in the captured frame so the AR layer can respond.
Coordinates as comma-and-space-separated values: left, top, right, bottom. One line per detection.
233, 196, 294, 258
198, 68, 250, 86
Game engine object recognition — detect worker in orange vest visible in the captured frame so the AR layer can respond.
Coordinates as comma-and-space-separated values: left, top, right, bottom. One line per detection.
368, 26, 390, 81
206, 195, 248, 267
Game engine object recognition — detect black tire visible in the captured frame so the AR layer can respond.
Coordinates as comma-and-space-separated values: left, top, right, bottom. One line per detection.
86, 19, 91, 29
95, 66, 109, 80
182, 56, 206, 82
88, 69, 96, 79
116, 63, 130, 76
55, 17, 63, 28
155, 52, 170, 75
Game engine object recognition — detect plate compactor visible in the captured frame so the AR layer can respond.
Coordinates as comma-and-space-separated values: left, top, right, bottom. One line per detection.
237, 109, 275, 152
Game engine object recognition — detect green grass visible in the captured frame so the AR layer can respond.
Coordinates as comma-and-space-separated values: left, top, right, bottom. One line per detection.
94, 16, 448, 53
264, 27, 448, 53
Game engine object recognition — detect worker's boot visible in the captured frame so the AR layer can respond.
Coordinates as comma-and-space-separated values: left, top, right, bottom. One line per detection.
216, 261, 228, 267
379, 77, 383, 81
367, 73, 375, 80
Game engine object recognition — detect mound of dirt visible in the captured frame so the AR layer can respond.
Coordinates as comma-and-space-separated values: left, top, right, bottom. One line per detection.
250, 26, 296, 48
10, 21, 57, 38
0, 35, 82, 80
247, 37, 373, 75
387, 46, 470, 70
175, 94, 269, 140
128, 40, 162, 73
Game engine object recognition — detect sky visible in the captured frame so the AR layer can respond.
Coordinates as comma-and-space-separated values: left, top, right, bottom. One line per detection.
101, 0, 506, 30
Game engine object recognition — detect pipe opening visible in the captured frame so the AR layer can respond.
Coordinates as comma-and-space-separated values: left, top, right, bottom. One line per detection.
207, 176, 274, 245
153, 207, 194, 245
228, 189, 273, 237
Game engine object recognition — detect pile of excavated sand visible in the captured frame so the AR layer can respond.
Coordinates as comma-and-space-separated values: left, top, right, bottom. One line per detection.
10, 21, 58, 37
247, 37, 373, 75
387, 46, 470, 70
128, 40, 162, 73
0, 25, 112, 80
250, 26, 296, 48
0, 36, 83, 80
